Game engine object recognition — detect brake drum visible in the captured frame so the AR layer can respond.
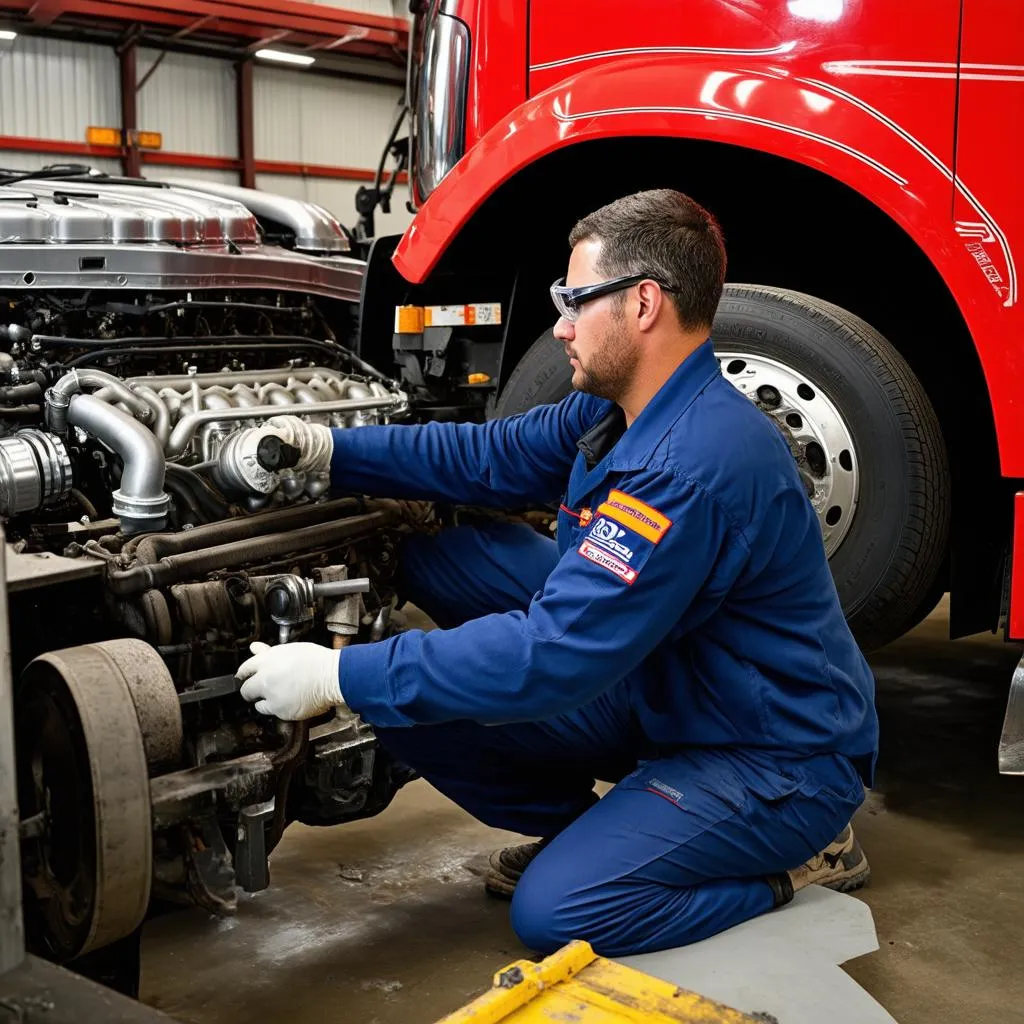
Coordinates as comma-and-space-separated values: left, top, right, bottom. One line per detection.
16, 639, 180, 959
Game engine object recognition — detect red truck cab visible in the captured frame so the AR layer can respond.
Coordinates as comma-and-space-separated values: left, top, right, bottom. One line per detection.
358, 0, 1024, 766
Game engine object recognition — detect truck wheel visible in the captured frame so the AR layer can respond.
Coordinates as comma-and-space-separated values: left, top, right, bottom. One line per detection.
495, 284, 950, 651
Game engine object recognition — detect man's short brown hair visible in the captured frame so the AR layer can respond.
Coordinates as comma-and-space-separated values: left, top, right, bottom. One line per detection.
568, 189, 726, 331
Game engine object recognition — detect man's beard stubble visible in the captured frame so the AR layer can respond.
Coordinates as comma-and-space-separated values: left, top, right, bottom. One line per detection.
570, 313, 641, 403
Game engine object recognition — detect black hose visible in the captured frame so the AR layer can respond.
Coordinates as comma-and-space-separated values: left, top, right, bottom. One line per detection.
37, 334, 395, 385
336, 346, 395, 384
0, 164, 98, 187
9, 370, 47, 389
0, 382, 42, 402
125, 496, 366, 564
69, 488, 99, 520
164, 463, 231, 521
64, 341, 343, 369
36, 333, 340, 350
164, 474, 209, 527
0, 404, 41, 417
107, 507, 397, 596
97, 300, 313, 316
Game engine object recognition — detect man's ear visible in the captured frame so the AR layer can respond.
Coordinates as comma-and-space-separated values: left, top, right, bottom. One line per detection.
635, 280, 665, 332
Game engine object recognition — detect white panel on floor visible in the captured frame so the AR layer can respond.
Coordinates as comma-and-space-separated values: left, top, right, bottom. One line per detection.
138, 50, 237, 157
0, 36, 118, 141
620, 887, 898, 1024
256, 171, 412, 236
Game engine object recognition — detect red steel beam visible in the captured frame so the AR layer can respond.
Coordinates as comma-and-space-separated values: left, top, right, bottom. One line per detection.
4, 0, 407, 52
237, 58, 255, 189
0, 135, 120, 159
24, 0, 62, 25
119, 42, 140, 177
142, 151, 243, 170
0, 136, 408, 184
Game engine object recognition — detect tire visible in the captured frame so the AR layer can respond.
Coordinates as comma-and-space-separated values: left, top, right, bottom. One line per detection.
495, 284, 950, 651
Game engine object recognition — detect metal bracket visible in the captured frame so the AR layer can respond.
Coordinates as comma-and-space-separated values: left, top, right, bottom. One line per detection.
235, 798, 275, 893
177, 674, 242, 705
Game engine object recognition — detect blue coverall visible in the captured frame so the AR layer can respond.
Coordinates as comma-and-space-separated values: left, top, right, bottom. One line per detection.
329, 340, 878, 957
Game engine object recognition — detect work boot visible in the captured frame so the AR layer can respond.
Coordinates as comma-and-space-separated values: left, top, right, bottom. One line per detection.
484, 839, 548, 899
766, 825, 871, 908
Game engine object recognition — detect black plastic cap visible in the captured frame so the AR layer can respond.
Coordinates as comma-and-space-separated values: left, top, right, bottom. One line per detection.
256, 435, 301, 472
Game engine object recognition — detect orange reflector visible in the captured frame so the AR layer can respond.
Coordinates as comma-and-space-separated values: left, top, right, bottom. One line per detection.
86, 126, 121, 147
423, 303, 502, 328
467, 373, 491, 385
394, 306, 425, 334
394, 303, 502, 333
136, 130, 163, 150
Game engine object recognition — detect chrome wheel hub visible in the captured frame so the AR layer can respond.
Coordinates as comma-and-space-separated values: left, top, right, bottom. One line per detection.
718, 351, 860, 557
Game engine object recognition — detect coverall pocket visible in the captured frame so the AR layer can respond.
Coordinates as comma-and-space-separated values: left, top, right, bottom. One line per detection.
735, 761, 801, 804
616, 754, 749, 815
735, 751, 860, 806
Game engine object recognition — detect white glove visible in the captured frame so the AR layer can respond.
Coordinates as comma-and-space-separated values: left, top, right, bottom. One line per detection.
264, 416, 334, 475
214, 416, 334, 495
236, 641, 344, 721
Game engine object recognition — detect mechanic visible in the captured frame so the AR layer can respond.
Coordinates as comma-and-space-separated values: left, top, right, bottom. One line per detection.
230, 189, 878, 958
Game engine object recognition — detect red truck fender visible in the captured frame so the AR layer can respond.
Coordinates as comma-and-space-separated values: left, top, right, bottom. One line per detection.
394, 57, 1023, 471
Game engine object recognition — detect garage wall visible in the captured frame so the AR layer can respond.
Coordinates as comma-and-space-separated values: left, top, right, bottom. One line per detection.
138, 50, 238, 164
0, 34, 412, 236
253, 65, 412, 233
0, 35, 121, 174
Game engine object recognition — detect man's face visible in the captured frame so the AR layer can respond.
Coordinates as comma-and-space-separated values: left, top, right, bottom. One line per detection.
553, 239, 642, 402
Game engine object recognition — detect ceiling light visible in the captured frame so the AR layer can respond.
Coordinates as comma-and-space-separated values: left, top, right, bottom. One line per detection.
255, 48, 315, 66
0, 30, 17, 41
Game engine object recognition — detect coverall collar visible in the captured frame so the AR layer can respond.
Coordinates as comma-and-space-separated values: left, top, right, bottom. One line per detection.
575, 338, 720, 473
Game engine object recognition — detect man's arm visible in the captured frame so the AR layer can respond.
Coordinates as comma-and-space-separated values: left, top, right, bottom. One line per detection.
329, 391, 606, 507
339, 469, 750, 726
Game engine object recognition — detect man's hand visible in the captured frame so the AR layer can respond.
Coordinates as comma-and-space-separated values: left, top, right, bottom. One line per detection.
214, 416, 334, 495
236, 641, 344, 721
263, 416, 334, 475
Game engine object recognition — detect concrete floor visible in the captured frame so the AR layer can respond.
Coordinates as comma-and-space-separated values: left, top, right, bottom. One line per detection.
140, 601, 1024, 1024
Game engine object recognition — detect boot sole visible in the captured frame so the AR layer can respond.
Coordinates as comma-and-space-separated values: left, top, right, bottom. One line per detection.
484, 847, 534, 900
484, 873, 516, 900
820, 862, 872, 894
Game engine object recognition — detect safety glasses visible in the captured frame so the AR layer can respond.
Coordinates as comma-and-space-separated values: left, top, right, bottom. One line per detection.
549, 274, 670, 323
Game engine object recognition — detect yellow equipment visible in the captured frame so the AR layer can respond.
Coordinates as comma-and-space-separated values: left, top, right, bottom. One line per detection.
436, 940, 770, 1023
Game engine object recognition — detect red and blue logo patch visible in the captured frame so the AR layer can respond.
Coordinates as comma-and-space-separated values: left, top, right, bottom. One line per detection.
576, 491, 671, 584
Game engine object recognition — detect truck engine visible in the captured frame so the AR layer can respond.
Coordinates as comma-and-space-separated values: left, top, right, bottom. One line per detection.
0, 170, 425, 964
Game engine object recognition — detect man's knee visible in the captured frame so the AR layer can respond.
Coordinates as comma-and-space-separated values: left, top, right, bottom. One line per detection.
509, 864, 577, 954
508, 846, 760, 958
509, 853, 654, 956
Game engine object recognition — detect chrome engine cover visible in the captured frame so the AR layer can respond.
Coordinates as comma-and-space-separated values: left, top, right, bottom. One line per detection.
0, 178, 363, 301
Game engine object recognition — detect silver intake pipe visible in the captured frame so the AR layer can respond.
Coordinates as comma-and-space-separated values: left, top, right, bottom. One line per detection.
63, 393, 169, 533
66, 365, 407, 463
133, 384, 172, 449
46, 368, 151, 432
164, 391, 405, 458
